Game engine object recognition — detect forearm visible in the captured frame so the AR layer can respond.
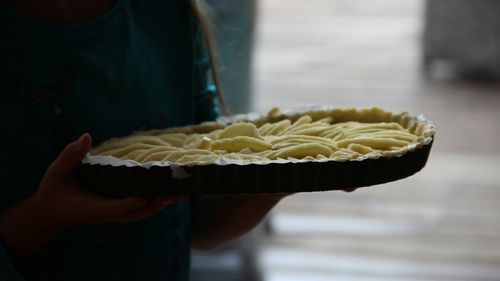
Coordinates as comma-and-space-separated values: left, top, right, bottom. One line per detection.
191, 195, 283, 250
0, 195, 69, 263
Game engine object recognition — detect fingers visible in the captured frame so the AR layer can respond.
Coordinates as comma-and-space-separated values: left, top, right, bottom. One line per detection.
113, 195, 188, 224
86, 196, 149, 224
81, 194, 188, 224
47, 133, 92, 180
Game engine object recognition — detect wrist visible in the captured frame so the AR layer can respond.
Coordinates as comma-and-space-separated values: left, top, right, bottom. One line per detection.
29, 193, 74, 232
0, 194, 71, 261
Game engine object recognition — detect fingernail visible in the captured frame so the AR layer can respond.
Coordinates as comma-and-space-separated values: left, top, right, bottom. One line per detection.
76, 133, 91, 150
161, 200, 173, 207
75, 138, 85, 151
77, 133, 87, 143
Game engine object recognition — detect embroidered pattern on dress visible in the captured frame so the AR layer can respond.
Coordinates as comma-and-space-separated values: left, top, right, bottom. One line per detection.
9, 66, 76, 153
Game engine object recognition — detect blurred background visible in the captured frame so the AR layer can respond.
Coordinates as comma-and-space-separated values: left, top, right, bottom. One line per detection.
192, 1, 500, 281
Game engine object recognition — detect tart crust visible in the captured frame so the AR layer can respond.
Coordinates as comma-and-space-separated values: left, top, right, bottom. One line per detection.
78, 107, 435, 196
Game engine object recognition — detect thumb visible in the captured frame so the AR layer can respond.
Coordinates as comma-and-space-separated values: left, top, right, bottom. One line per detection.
47, 133, 92, 179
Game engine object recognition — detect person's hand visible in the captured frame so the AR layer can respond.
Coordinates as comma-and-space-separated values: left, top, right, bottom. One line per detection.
33, 133, 186, 227
0, 133, 186, 261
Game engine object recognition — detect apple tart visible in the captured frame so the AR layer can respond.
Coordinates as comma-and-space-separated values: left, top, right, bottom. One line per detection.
79, 107, 435, 196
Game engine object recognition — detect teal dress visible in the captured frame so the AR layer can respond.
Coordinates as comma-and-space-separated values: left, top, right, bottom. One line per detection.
0, 0, 218, 280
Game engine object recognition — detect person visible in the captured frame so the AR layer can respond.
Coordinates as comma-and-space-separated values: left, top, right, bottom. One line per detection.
0, 0, 287, 280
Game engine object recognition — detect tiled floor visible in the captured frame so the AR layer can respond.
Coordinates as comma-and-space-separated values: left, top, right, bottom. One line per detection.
253, 1, 500, 281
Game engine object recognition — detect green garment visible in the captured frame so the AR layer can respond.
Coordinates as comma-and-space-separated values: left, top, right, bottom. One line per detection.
0, 0, 218, 280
